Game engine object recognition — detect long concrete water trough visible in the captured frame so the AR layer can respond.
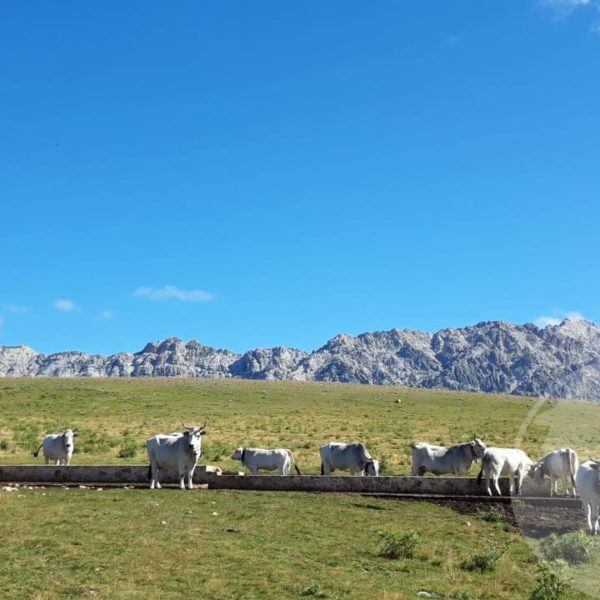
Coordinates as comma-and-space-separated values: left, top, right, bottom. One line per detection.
0, 464, 560, 498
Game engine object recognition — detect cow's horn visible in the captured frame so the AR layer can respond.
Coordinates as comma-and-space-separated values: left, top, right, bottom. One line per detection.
182, 422, 192, 430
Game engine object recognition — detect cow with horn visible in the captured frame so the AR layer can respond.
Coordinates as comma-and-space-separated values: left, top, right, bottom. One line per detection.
146, 422, 207, 490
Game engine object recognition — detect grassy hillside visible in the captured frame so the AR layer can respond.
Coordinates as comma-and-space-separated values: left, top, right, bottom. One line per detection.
1, 379, 599, 599
0, 378, 598, 473
0, 487, 558, 600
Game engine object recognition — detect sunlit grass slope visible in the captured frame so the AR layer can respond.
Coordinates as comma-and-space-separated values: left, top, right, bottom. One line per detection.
1, 378, 598, 473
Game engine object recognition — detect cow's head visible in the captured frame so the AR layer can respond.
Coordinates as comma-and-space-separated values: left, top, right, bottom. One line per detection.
62, 429, 76, 451
528, 462, 545, 480
470, 438, 486, 461
365, 459, 380, 477
182, 422, 206, 459
231, 448, 243, 461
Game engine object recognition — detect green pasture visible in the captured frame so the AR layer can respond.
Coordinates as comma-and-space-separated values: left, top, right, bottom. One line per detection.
1, 378, 599, 599
0, 378, 598, 474
0, 487, 576, 600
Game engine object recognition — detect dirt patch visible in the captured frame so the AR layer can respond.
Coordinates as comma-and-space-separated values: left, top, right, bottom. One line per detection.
419, 498, 585, 538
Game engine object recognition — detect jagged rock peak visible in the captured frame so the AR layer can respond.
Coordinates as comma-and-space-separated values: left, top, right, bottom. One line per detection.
1, 320, 600, 400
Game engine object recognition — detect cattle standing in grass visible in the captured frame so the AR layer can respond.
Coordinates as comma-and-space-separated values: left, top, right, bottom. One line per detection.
32, 429, 77, 465
476, 447, 534, 496
146, 423, 206, 490
411, 439, 486, 476
319, 442, 379, 476
576, 460, 600, 535
530, 448, 579, 497
231, 447, 301, 475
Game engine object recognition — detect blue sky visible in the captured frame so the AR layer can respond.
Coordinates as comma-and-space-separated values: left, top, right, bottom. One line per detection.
1, 0, 600, 355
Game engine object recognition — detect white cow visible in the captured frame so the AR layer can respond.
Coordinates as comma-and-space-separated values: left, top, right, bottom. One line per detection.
32, 429, 77, 465
530, 448, 579, 497
576, 460, 600, 535
320, 442, 379, 476
411, 439, 486, 476
146, 423, 206, 490
231, 447, 301, 475
477, 447, 534, 496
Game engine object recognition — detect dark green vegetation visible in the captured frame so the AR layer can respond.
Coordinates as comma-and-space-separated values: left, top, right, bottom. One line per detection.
1, 378, 599, 599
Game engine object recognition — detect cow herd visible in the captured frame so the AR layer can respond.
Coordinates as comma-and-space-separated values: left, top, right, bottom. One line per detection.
26, 426, 600, 535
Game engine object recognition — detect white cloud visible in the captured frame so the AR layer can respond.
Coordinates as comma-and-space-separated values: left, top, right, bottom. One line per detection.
54, 299, 80, 312
99, 309, 114, 320
534, 311, 585, 328
534, 315, 562, 327
133, 285, 214, 303
2, 304, 29, 313
540, 0, 600, 30
542, 0, 592, 16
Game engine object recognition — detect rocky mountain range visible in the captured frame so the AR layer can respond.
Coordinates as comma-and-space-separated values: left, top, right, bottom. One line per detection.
1, 318, 600, 400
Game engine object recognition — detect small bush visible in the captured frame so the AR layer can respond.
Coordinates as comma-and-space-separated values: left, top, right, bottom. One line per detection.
117, 439, 138, 459
376, 530, 419, 559
452, 592, 476, 600
479, 509, 505, 524
460, 546, 504, 573
540, 532, 595, 565
529, 561, 574, 600
0, 439, 8, 451
300, 583, 327, 597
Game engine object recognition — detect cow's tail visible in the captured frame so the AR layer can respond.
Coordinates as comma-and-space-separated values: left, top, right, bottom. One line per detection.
476, 452, 489, 485
320, 461, 324, 476
569, 449, 579, 489
32, 442, 43, 458
287, 450, 302, 476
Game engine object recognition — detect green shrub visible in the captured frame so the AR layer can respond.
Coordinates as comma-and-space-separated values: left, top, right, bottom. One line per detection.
529, 561, 574, 600
452, 592, 476, 600
0, 438, 8, 451
460, 546, 504, 573
376, 530, 419, 559
117, 438, 139, 459
300, 583, 327, 597
540, 532, 595, 565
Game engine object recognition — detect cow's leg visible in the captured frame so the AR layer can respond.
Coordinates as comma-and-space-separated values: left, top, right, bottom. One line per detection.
187, 473, 194, 490
411, 463, 420, 476
592, 503, 600, 535
150, 464, 161, 489
44, 455, 49, 465
516, 470, 525, 496
585, 503, 594, 535
508, 473, 515, 495
551, 478, 558, 497
493, 475, 502, 496
484, 475, 492, 496
179, 474, 186, 490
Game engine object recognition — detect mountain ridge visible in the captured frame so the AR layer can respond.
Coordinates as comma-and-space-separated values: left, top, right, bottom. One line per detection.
1, 318, 600, 400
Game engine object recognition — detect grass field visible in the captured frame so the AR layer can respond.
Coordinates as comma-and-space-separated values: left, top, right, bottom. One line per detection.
1, 378, 600, 599
0, 488, 564, 600
1, 378, 599, 473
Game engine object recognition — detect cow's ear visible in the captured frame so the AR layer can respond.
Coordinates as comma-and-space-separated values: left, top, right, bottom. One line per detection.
183, 431, 190, 436
199, 429, 207, 435
590, 462, 599, 470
